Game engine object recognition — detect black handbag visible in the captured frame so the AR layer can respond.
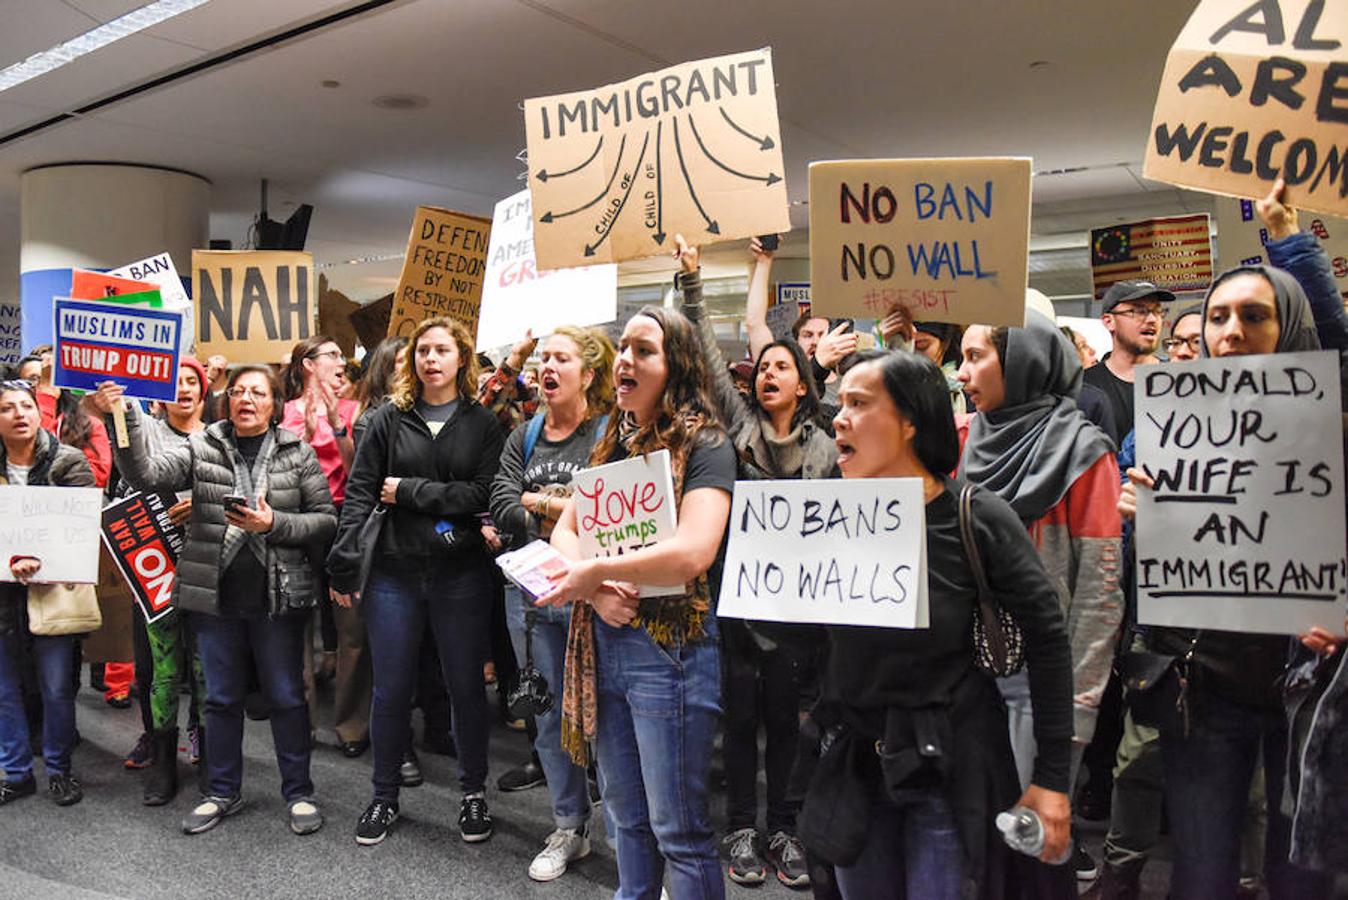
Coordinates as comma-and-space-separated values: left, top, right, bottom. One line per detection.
1122, 633, 1199, 732
958, 483, 1026, 677
352, 421, 398, 599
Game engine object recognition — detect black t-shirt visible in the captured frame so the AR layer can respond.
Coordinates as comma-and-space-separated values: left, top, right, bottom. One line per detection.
1082, 354, 1134, 446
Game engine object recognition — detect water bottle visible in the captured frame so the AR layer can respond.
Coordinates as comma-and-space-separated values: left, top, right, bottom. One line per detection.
995, 806, 1071, 865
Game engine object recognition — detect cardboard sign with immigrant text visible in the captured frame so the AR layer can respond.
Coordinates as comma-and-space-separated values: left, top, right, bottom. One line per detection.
0, 486, 102, 584
718, 479, 929, 629
1090, 214, 1214, 300
52, 298, 183, 402
570, 449, 680, 598
476, 189, 617, 350
808, 158, 1030, 327
192, 250, 316, 364
388, 206, 491, 340
1144, 0, 1348, 217
1134, 350, 1347, 634
101, 492, 184, 625
525, 48, 791, 269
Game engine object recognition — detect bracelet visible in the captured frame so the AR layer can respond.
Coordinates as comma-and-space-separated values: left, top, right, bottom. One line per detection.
543, 497, 552, 519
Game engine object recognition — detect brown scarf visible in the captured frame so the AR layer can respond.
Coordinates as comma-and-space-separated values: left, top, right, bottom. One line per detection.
560, 424, 711, 766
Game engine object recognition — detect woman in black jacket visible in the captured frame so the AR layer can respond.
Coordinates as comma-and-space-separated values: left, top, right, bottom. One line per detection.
802, 350, 1074, 899
329, 316, 505, 847
102, 366, 337, 837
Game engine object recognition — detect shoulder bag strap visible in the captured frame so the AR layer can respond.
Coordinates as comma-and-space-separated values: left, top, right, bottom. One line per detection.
959, 482, 1009, 669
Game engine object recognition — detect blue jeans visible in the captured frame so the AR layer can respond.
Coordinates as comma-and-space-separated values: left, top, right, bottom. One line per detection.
0, 631, 75, 779
193, 611, 312, 801
595, 617, 724, 900
365, 560, 491, 800
505, 584, 591, 829
834, 788, 965, 900
1159, 689, 1329, 900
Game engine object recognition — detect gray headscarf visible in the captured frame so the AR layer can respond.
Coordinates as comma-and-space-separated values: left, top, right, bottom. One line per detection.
1199, 264, 1321, 356
962, 309, 1117, 522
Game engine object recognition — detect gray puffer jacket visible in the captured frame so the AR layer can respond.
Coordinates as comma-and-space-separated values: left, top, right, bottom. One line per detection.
111, 406, 336, 617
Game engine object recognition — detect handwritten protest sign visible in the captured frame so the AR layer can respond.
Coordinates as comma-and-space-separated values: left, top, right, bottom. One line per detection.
1090, 214, 1214, 299
808, 158, 1031, 327
571, 449, 680, 597
1144, 0, 1348, 216
1135, 350, 1347, 634
52, 298, 183, 402
1215, 196, 1348, 303
388, 206, 491, 340
0, 302, 20, 365
0, 486, 102, 584
193, 250, 315, 363
476, 189, 617, 350
109, 252, 194, 355
525, 48, 791, 269
102, 492, 183, 624
718, 479, 928, 628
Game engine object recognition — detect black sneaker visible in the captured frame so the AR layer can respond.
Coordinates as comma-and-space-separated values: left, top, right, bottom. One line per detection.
458, 794, 493, 843
497, 758, 546, 792
765, 830, 810, 889
1073, 842, 1100, 883
355, 799, 399, 846
722, 827, 767, 885
400, 749, 424, 788
48, 774, 83, 806
0, 774, 36, 805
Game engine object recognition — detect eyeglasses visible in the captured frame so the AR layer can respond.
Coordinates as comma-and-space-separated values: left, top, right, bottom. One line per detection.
1163, 336, 1202, 353
226, 386, 270, 399
310, 349, 344, 361
1109, 306, 1164, 321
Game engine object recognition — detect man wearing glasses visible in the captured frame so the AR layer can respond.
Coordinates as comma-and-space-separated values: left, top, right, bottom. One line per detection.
1083, 280, 1175, 446
1162, 309, 1202, 362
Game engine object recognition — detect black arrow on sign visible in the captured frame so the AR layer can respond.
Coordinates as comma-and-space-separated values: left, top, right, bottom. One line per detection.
652, 120, 665, 245
536, 135, 603, 182
673, 118, 719, 235
585, 130, 651, 258
719, 107, 774, 150
539, 133, 626, 223
688, 114, 781, 185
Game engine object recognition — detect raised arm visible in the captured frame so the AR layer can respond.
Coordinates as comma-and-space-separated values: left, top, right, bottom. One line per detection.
674, 235, 752, 429
745, 236, 776, 360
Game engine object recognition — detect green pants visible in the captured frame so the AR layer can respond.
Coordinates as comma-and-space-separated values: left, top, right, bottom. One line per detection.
145, 608, 205, 731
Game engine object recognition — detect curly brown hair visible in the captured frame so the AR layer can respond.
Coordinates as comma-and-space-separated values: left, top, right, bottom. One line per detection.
590, 307, 724, 470
390, 317, 479, 411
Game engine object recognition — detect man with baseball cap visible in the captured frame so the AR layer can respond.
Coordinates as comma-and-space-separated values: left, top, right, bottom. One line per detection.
1083, 280, 1175, 445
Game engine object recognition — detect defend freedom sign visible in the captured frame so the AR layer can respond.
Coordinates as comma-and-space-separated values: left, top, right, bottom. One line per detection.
101, 492, 185, 624
476, 189, 617, 350
0, 486, 102, 584
718, 479, 929, 629
388, 206, 491, 340
52, 298, 183, 401
193, 250, 316, 363
1134, 351, 1347, 634
570, 449, 680, 597
808, 158, 1031, 327
525, 48, 791, 269
1144, 0, 1348, 216
1090, 214, 1214, 299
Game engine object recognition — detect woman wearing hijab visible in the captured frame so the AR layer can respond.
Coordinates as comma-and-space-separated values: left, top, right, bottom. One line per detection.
957, 310, 1125, 889
1119, 193, 1336, 897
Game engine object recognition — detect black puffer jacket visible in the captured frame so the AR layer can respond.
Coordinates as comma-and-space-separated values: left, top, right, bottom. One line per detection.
328, 397, 503, 593
111, 411, 336, 618
0, 428, 95, 636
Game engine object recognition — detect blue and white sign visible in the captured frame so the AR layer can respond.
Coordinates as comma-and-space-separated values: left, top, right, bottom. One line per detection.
52, 298, 183, 401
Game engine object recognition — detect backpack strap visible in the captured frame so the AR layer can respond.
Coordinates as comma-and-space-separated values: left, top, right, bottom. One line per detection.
521, 413, 547, 466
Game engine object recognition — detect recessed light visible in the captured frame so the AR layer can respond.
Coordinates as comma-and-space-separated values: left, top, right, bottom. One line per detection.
321, 79, 341, 89
1029, 60, 1050, 70
372, 94, 429, 111
0, 0, 211, 93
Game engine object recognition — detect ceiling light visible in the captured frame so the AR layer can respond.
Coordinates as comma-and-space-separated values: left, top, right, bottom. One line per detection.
0, 0, 211, 93
372, 94, 429, 110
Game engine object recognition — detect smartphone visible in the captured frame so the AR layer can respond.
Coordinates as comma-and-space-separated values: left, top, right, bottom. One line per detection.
223, 494, 247, 513
757, 233, 780, 251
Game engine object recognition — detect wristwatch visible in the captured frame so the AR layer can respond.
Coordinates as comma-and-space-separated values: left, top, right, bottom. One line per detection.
331, 423, 348, 438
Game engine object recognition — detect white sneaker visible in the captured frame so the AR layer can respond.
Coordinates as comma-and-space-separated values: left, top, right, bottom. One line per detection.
528, 827, 591, 882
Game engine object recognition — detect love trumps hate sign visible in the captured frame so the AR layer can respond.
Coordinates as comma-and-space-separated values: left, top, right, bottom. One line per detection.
808, 158, 1031, 328
1144, 0, 1348, 216
717, 479, 930, 629
569, 449, 680, 598
1134, 350, 1347, 635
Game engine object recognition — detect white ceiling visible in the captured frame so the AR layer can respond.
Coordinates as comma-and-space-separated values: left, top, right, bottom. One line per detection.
0, 0, 1209, 304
